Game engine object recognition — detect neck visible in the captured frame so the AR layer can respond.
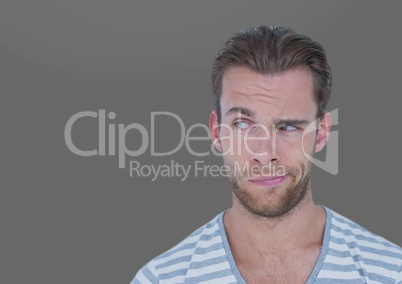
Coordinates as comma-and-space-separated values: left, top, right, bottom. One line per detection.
223, 188, 326, 262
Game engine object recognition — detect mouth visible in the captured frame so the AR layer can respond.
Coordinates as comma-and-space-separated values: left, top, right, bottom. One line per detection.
248, 175, 287, 187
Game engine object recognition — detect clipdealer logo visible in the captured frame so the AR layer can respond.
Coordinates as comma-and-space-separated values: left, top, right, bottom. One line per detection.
64, 109, 219, 168
64, 109, 339, 179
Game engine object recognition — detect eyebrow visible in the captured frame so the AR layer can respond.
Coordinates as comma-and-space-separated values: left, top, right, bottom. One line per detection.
226, 107, 255, 117
226, 107, 311, 126
272, 118, 311, 126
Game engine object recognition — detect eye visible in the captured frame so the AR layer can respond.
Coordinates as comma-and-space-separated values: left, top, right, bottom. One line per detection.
277, 124, 298, 132
234, 121, 251, 129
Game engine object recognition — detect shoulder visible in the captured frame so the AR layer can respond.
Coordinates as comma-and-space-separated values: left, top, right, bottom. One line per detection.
325, 208, 402, 281
328, 208, 402, 255
131, 213, 230, 284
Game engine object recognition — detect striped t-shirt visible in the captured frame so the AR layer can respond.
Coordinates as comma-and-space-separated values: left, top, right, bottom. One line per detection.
131, 207, 402, 283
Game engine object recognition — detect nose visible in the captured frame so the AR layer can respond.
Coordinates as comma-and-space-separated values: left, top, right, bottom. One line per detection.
247, 128, 279, 165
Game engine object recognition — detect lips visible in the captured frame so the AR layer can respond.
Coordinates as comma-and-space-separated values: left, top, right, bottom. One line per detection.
248, 175, 287, 187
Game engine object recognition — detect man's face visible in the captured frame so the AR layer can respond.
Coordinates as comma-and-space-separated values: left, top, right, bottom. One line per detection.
210, 66, 329, 218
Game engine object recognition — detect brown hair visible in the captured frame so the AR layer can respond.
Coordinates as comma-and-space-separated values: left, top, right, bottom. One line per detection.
211, 25, 332, 123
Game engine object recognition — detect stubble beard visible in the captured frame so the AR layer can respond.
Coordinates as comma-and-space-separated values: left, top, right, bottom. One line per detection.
225, 158, 312, 219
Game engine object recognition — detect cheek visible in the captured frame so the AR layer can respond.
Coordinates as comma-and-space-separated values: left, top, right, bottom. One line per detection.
275, 135, 309, 162
219, 127, 248, 155
219, 127, 232, 150
302, 131, 317, 154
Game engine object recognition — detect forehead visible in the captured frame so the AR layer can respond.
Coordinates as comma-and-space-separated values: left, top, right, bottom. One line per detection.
220, 66, 317, 120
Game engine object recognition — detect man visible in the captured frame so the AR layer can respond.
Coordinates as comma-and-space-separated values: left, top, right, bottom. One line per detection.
132, 26, 402, 283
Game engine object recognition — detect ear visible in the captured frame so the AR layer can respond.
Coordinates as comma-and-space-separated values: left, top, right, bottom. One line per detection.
209, 110, 222, 152
315, 112, 331, 153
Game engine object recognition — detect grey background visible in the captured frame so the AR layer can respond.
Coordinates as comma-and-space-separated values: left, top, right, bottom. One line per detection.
1, 1, 401, 283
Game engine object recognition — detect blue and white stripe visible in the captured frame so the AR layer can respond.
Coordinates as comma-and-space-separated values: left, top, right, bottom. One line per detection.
131, 207, 402, 283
